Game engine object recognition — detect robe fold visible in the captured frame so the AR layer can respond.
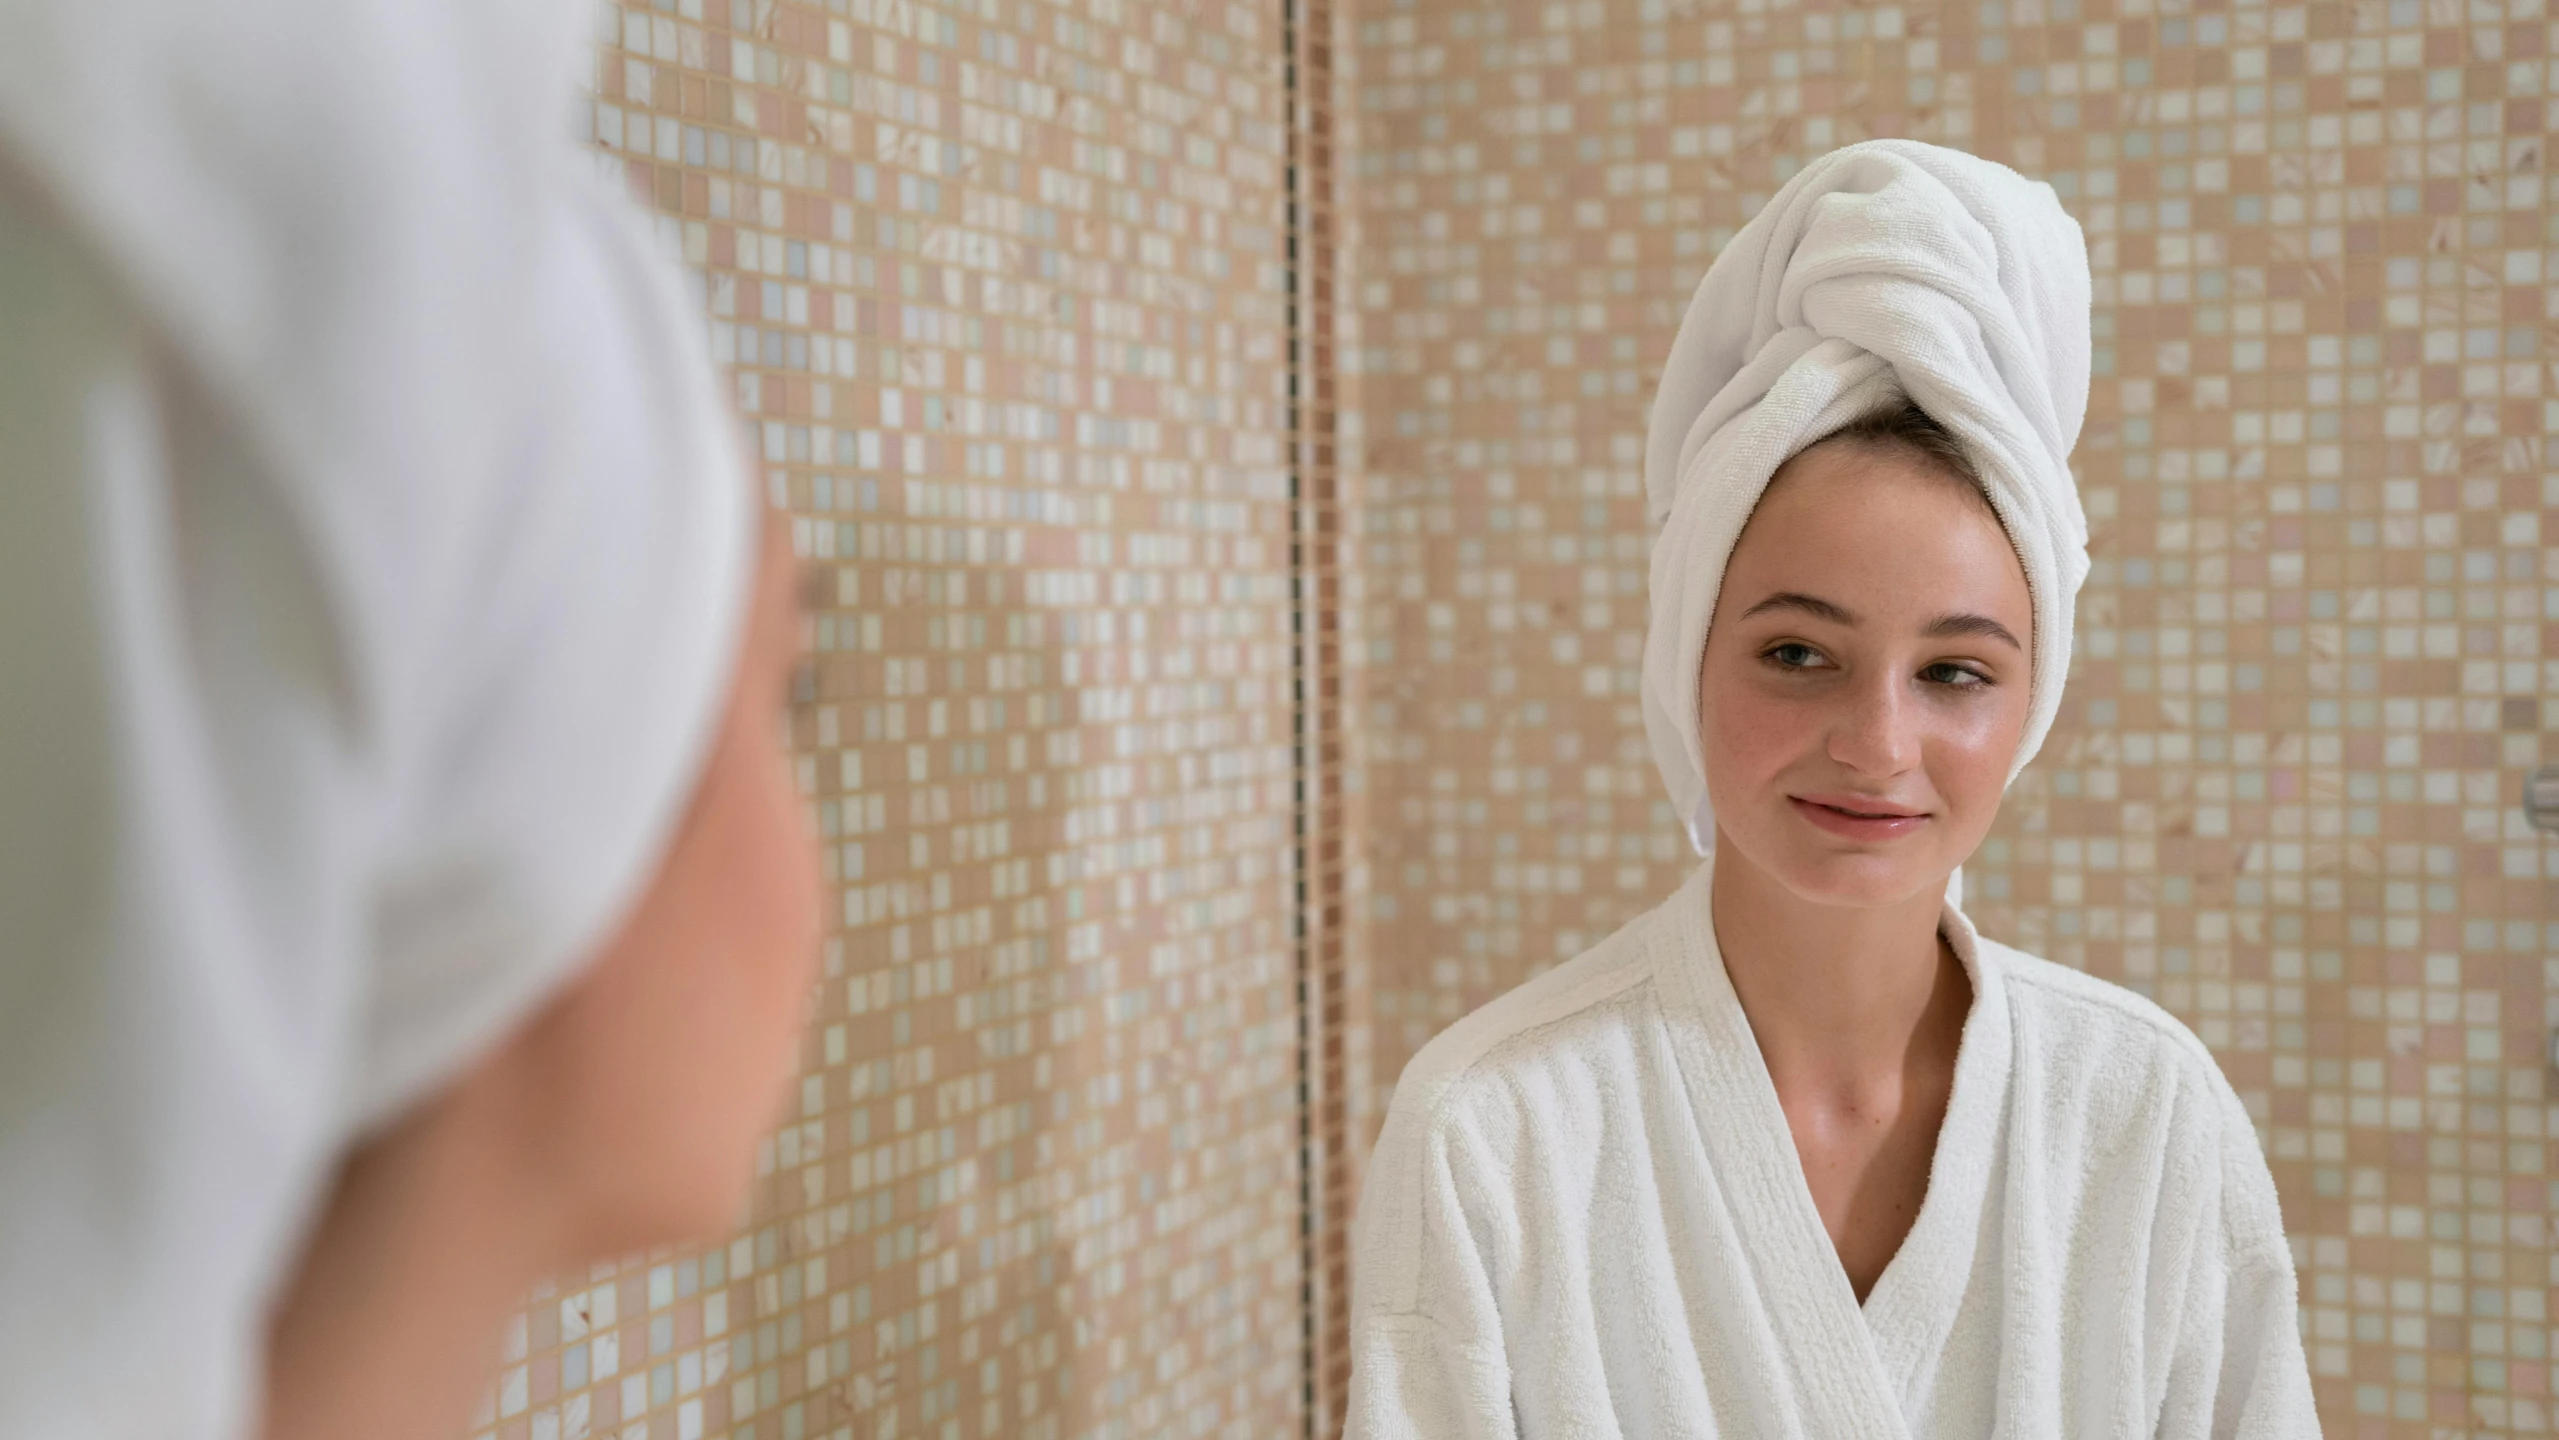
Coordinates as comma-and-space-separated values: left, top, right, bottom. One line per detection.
1348, 860, 2317, 1438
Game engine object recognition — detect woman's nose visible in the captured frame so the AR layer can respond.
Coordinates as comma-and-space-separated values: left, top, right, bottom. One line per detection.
1825, 672, 1922, 777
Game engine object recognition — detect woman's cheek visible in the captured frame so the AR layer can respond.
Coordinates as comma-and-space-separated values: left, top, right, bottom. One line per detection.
1930, 703, 2028, 822
1706, 678, 1805, 790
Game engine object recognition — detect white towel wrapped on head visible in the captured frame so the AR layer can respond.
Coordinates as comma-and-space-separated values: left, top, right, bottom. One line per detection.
1640, 139, 2094, 856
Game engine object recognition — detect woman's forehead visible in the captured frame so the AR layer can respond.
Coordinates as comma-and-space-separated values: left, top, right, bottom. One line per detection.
1725, 451, 2031, 625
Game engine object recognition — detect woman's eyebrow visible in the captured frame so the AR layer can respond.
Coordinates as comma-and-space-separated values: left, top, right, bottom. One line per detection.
1737, 591, 1856, 626
1739, 592, 2023, 652
1923, 612, 2024, 650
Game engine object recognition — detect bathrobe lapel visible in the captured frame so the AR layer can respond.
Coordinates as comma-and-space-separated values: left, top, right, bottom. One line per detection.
1858, 906, 2013, 1408
1653, 864, 2015, 1435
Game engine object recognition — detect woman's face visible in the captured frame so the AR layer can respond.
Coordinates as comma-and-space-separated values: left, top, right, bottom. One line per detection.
1696, 439, 2034, 909
525, 504, 823, 1253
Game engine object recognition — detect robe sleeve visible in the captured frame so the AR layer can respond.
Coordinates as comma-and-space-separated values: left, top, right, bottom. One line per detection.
1345, 1081, 1521, 1440
2159, 1083, 2321, 1439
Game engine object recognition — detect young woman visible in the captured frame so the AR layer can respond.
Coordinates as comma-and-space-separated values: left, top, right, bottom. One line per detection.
1347, 143, 2317, 1437
0, 11, 822, 1439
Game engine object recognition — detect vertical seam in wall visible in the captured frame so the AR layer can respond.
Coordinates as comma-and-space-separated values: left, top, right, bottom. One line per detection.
1281, 0, 1345, 1425
1282, 0, 1317, 1422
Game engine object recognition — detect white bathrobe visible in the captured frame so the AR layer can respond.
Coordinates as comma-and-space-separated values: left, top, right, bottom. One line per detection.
1347, 858, 2318, 1438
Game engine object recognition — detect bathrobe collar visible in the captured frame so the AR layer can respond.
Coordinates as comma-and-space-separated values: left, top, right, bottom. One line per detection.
1652, 855, 2014, 1433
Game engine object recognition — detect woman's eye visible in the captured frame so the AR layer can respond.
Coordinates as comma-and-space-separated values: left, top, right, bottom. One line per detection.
1922, 662, 1990, 689
1764, 642, 1827, 670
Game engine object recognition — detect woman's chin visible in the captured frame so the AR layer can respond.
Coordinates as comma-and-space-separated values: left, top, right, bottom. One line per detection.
1755, 843, 1952, 911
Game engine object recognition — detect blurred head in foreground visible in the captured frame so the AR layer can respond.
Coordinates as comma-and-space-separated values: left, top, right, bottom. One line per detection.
0, 8, 820, 1439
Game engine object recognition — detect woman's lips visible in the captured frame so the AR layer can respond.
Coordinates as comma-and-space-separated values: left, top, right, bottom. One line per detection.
1788, 793, 1930, 841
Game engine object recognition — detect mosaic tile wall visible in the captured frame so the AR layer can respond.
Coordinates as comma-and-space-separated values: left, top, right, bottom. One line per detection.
468, 2, 1316, 1438
1336, 0, 2559, 1433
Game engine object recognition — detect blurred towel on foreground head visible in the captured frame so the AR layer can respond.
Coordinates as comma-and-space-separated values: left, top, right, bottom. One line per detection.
0, 4, 751, 1436
1639, 139, 2094, 868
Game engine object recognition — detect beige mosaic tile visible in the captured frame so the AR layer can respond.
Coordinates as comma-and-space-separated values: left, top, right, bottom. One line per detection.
448, 0, 2559, 1433
475, 1, 1314, 1437
1337, 0, 2559, 1432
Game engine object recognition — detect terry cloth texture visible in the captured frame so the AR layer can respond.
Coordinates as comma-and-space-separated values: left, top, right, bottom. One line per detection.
1345, 858, 2320, 1439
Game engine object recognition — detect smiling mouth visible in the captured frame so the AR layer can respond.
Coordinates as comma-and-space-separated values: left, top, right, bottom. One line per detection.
1788, 795, 1931, 836
1798, 797, 1921, 819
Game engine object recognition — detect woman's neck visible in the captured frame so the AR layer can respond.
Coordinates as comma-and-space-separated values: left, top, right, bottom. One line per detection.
262, 1049, 575, 1440
1705, 840, 1970, 1105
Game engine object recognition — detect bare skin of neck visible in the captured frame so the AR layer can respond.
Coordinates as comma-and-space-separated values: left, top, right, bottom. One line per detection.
261, 1042, 577, 1440
1708, 843, 1972, 1303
